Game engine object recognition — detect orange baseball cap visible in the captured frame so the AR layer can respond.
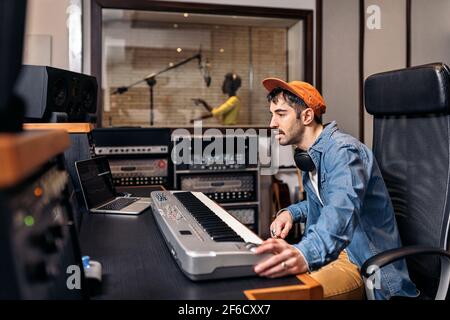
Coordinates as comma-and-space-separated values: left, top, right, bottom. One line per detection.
262, 78, 326, 117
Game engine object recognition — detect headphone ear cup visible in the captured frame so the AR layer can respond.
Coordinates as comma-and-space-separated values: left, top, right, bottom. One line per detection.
294, 149, 316, 172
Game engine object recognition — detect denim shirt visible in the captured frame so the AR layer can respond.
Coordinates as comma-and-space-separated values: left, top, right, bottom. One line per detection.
287, 121, 417, 300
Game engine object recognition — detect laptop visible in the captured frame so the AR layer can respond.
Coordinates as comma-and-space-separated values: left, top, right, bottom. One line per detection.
75, 156, 151, 215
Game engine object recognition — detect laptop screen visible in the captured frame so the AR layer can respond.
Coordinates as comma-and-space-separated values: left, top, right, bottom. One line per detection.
76, 157, 116, 208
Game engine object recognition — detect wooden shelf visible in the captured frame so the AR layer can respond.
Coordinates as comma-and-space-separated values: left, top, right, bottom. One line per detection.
0, 130, 70, 188
243, 273, 323, 300
23, 123, 95, 133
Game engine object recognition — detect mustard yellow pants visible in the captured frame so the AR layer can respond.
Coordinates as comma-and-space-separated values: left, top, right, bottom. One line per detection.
309, 250, 365, 300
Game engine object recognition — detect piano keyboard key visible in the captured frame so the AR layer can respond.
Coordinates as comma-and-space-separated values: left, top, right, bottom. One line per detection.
174, 192, 244, 243
174, 192, 261, 244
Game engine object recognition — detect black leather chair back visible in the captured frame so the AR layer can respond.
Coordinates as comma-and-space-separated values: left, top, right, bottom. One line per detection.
364, 63, 450, 298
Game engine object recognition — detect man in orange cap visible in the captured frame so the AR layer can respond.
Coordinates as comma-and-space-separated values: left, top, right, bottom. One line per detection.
253, 78, 417, 300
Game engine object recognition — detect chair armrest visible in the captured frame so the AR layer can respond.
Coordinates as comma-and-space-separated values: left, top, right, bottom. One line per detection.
361, 245, 450, 277
361, 245, 450, 300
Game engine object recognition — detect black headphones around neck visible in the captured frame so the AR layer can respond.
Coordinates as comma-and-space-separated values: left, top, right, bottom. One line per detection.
294, 148, 316, 172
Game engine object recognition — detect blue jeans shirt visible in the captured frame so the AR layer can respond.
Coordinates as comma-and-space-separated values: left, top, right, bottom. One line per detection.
287, 121, 417, 299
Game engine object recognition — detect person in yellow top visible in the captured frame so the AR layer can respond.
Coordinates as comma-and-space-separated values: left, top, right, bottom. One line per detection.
191, 73, 242, 125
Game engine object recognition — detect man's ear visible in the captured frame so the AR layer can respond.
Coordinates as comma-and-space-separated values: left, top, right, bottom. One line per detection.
301, 108, 315, 125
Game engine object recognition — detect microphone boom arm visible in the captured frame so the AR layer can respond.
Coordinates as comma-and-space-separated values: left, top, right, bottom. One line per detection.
112, 53, 201, 95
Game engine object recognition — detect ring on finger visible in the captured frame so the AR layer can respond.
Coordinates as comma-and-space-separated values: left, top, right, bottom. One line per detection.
271, 229, 277, 237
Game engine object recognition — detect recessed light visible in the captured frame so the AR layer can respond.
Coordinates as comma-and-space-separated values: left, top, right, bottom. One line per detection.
219, 48, 225, 53
177, 48, 183, 53
173, 24, 178, 28
183, 13, 189, 18
169, 62, 174, 67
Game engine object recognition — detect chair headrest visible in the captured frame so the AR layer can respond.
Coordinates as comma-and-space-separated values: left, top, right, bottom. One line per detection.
364, 63, 450, 116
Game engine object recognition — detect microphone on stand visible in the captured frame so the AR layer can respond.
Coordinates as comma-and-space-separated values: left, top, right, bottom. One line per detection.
201, 60, 212, 87
197, 48, 212, 87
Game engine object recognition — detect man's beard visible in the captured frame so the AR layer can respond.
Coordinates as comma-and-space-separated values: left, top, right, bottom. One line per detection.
278, 121, 305, 146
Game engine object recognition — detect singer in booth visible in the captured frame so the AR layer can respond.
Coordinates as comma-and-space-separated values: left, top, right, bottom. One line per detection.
191, 72, 242, 125
252, 78, 418, 300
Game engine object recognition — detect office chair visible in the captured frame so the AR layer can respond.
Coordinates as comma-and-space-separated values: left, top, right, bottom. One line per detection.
362, 63, 450, 300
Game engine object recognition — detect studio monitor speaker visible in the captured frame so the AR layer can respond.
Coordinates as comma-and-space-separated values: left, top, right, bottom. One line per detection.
14, 65, 98, 122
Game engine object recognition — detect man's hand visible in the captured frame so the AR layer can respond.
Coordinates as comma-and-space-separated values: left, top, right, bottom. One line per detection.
270, 210, 293, 239
253, 238, 308, 278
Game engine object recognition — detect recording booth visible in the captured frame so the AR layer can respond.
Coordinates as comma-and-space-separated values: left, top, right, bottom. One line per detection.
3, 0, 450, 303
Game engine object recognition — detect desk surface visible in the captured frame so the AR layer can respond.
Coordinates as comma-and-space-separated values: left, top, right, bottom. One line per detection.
79, 208, 306, 299
79, 186, 322, 299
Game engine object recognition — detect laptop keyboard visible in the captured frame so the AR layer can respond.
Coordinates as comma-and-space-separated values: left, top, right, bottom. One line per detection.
97, 198, 139, 211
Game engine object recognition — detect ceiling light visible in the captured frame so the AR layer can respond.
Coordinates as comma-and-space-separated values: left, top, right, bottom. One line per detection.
183, 13, 189, 18
219, 48, 225, 53
177, 48, 182, 53
173, 24, 178, 28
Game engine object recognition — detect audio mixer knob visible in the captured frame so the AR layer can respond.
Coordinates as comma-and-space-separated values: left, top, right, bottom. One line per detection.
48, 224, 64, 239
31, 229, 61, 253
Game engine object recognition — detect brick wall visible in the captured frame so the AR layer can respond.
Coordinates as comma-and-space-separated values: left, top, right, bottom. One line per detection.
103, 24, 287, 127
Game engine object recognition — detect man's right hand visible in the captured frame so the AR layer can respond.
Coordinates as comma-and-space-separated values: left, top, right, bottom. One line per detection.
270, 210, 293, 239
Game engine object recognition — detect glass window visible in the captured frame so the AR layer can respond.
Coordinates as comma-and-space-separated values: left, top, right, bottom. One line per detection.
102, 9, 303, 127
